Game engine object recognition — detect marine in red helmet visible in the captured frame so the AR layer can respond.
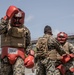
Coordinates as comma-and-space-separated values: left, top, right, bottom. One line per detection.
0, 5, 32, 75
56, 32, 74, 75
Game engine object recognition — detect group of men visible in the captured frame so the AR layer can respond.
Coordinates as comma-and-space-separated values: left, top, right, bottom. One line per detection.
0, 5, 74, 75
35, 25, 74, 75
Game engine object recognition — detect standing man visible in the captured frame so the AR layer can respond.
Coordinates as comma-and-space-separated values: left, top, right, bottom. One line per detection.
35, 25, 66, 75
56, 32, 74, 75
0, 5, 34, 75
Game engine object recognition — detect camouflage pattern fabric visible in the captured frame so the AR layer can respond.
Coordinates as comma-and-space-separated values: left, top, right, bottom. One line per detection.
13, 57, 25, 75
1, 57, 12, 75
56, 42, 74, 75
0, 18, 7, 34
36, 60, 46, 75
64, 60, 74, 75
43, 58, 61, 75
36, 34, 66, 59
1, 57, 25, 75
36, 58, 61, 75
35, 34, 66, 75
62, 42, 74, 75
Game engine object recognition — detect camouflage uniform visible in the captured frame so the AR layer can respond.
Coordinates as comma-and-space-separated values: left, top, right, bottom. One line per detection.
1, 57, 25, 75
61, 42, 74, 75
56, 32, 74, 75
35, 34, 66, 75
0, 17, 31, 75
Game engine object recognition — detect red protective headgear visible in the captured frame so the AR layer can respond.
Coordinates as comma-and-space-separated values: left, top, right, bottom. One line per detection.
11, 9, 25, 27
4, 5, 25, 27
4, 5, 19, 20
24, 54, 34, 68
57, 32, 68, 44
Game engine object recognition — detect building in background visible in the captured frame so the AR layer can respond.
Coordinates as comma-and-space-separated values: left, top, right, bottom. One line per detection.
68, 35, 74, 45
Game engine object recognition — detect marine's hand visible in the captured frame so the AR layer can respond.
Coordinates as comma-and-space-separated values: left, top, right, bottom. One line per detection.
1, 18, 8, 25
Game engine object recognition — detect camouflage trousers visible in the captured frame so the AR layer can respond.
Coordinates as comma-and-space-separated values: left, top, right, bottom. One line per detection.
64, 60, 74, 75
0, 57, 25, 75
36, 61, 46, 75
36, 59, 61, 75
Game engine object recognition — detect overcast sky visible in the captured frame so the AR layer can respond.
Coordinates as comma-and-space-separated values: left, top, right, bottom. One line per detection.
0, 0, 74, 40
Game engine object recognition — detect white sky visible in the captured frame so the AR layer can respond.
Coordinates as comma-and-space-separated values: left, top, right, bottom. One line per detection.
0, 0, 74, 40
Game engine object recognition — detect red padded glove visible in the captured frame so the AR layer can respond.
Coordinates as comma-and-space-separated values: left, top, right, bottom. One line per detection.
4, 5, 19, 20
24, 54, 34, 68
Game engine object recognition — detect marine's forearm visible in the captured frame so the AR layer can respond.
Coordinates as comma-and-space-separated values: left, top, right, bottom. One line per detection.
0, 18, 8, 34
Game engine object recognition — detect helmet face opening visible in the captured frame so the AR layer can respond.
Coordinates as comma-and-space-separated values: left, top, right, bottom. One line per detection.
11, 10, 25, 27
57, 32, 68, 44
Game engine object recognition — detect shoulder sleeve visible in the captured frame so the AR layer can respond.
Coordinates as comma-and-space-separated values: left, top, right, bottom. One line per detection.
68, 42, 74, 53
0, 18, 8, 34
36, 37, 41, 49
24, 26, 31, 47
